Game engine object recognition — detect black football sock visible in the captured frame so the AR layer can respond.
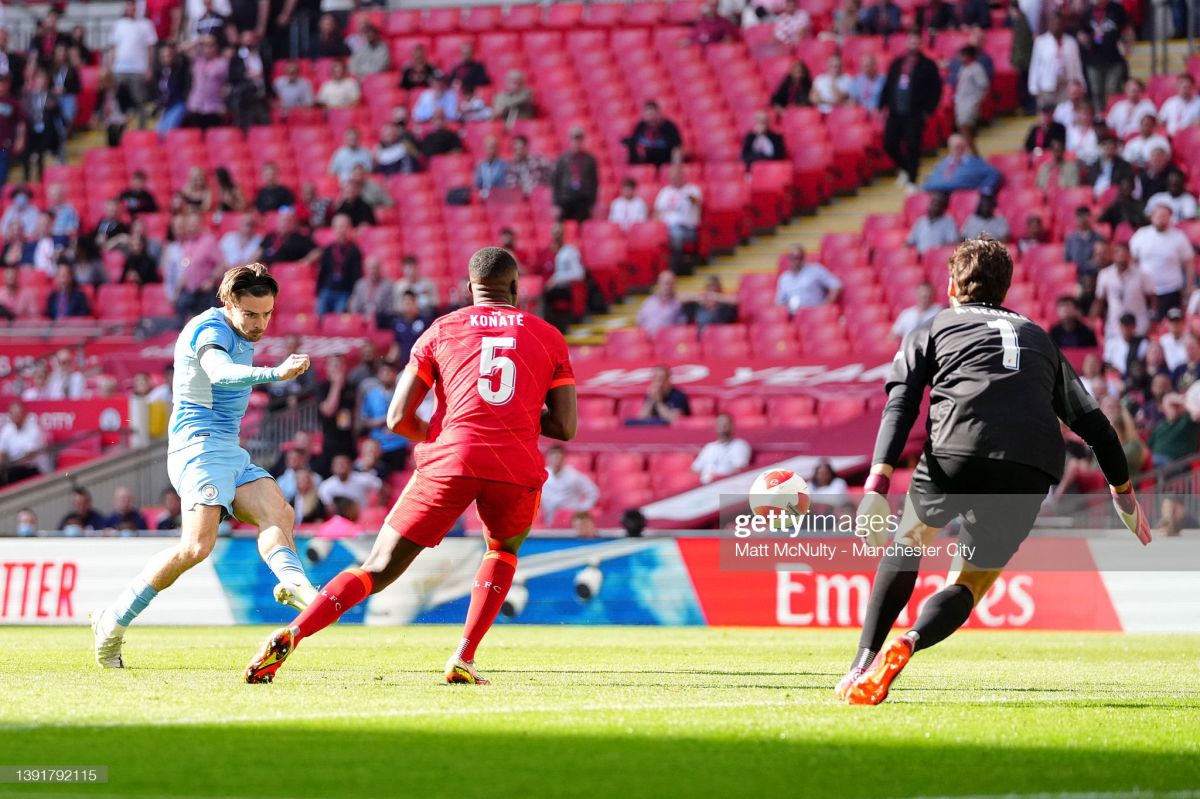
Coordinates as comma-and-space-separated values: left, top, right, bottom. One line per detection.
909, 584, 974, 652
855, 550, 921, 667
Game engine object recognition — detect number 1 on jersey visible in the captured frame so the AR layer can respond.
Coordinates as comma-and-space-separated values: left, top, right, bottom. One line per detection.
986, 319, 1020, 370
478, 336, 517, 405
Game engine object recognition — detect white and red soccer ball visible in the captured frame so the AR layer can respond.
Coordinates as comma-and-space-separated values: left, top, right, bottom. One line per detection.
749, 469, 811, 519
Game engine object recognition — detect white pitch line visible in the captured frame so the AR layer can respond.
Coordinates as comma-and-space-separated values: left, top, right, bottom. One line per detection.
895, 792, 1200, 799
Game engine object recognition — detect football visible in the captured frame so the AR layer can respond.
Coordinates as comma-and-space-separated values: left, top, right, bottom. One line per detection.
749, 469, 811, 521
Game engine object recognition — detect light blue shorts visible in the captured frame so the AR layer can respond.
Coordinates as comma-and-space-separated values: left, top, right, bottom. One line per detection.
167, 437, 273, 516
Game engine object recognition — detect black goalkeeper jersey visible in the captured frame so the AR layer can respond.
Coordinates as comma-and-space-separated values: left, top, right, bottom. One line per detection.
876, 302, 1098, 482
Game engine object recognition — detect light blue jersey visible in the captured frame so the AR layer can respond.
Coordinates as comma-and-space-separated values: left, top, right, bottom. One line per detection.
166, 308, 273, 513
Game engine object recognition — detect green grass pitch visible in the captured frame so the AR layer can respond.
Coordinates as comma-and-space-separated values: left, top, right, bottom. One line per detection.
0, 626, 1197, 798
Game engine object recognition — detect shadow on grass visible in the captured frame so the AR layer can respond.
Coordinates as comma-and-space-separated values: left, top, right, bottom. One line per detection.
0, 723, 1194, 799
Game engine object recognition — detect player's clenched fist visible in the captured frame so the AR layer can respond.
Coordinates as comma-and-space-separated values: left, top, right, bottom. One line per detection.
276, 353, 311, 381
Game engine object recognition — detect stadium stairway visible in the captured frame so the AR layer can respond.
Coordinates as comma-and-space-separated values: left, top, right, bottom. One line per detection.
567, 37, 1196, 347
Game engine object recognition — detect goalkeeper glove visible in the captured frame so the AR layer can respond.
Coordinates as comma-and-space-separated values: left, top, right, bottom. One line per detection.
856, 472, 892, 547
1111, 485, 1152, 546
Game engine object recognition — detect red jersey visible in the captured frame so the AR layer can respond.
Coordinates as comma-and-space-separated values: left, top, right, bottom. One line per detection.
405, 304, 574, 488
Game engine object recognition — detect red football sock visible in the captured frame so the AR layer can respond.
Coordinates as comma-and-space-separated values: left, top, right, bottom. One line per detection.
455, 550, 518, 662
292, 568, 374, 643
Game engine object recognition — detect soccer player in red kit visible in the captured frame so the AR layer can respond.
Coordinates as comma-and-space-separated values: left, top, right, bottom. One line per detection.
245, 247, 577, 685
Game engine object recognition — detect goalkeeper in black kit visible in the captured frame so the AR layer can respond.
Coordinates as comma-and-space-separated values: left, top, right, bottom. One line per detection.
838, 238, 1153, 706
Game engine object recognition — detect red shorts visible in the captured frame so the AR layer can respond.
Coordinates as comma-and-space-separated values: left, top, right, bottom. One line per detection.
383, 471, 542, 548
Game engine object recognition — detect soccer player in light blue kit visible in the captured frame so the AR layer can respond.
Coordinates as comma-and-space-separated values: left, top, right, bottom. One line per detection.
91, 264, 319, 668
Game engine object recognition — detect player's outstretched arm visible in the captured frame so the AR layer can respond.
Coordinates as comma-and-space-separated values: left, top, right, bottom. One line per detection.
386, 367, 431, 442
541, 384, 578, 441
198, 347, 309, 388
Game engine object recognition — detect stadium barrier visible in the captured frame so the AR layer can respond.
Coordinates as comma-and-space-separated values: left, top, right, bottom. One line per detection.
2, 536, 1197, 631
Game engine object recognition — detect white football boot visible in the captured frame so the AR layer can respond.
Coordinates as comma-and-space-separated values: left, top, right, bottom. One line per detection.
273, 582, 318, 612
445, 655, 491, 685
89, 609, 126, 669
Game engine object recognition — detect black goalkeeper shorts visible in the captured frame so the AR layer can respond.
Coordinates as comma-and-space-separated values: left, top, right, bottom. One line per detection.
908, 451, 1056, 569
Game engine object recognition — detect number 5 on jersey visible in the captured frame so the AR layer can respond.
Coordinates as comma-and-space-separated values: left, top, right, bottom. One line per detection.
478, 336, 517, 405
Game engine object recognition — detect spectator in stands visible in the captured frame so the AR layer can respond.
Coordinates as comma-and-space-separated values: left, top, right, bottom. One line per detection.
0, 32, 25, 98
505, 134, 550, 194
447, 42, 490, 94
771, 60, 814, 109
498, 227, 530, 268
691, 274, 738, 329
0, 400, 47, 485
923, 134, 1002, 194
1173, 338, 1200, 389
15, 507, 37, 536
31, 215, 59, 277
180, 166, 213, 213
625, 101, 683, 167
182, 35, 228, 129
88, 199, 129, 262
214, 166, 246, 213
458, 84, 493, 123
809, 459, 850, 510
227, 30, 268, 129
953, 46, 989, 142
811, 55, 851, 113
360, 361, 409, 471
329, 127, 373, 183
332, 175, 376, 227
907, 191, 960, 254
1016, 213, 1049, 255
1104, 312, 1149, 376
375, 121, 421, 176
1136, 149, 1177, 207
470, 135, 508, 201
1049, 295, 1099, 348
59, 487, 106, 532
0, 74, 20, 184
539, 222, 586, 331
637, 269, 685, 333
1065, 111, 1100, 166
2, 187, 39, 238
292, 468, 326, 525
1106, 79, 1156, 139
609, 178, 649, 231
1131, 206, 1195, 321
1024, 102, 1066, 157
120, 170, 159, 216
891, 281, 941, 339
354, 437, 390, 482
541, 445, 601, 535
190, 0, 228, 46
317, 453, 382, 510
21, 69, 62, 182
1093, 242, 1150, 338
774, 244, 842, 311
156, 488, 182, 531
121, 229, 159, 284
309, 12, 347, 58
1148, 393, 1197, 467
552, 128, 599, 223
171, 211, 225, 317
315, 214, 362, 316
1159, 74, 1200, 137
960, 192, 1010, 241
850, 54, 885, 111
1160, 308, 1189, 371
1122, 115, 1170, 169
0, 266, 36, 318
46, 185, 78, 248
393, 255, 440, 315
275, 444, 316, 502
391, 290, 433, 364
741, 110, 787, 169
419, 109, 464, 157
492, 69, 534, 123
1052, 79, 1088, 128
1079, 0, 1129, 112
400, 45, 436, 91
110, 1, 158, 128
1087, 133, 1134, 200
30, 11, 68, 69
1099, 176, 1146, 230
655, 163, 703, 274
348, 24, 389, 79
46, 262, 90, 319
274, 60, 314, 115
1147, 171, 1197, 222
772, 0, 811, 45
882, 30, 942, 190
1156, 494, 1197, 536
254, 162, 296, 213
316, 59, 361, 108
103, 486, 148, 532
349, 255, 394, 324
1064, 207, 1103, 277
637, 364, 691, 424
219, 212, 261, 267
1035, 139, 1082, 191
1028, 14, 1082, 107
49, 44, 79, 156
856, 0, 902, 34
692, 413, 752, 484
